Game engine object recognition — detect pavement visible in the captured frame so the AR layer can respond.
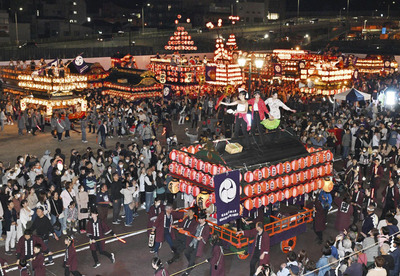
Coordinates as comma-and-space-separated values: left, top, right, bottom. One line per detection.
0, 121, 376, 276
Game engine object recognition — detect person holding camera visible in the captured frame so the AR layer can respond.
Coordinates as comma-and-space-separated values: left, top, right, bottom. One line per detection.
238, 221, 270, 276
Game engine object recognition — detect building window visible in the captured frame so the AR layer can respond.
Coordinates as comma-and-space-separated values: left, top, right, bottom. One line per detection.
74, 31, 80, 36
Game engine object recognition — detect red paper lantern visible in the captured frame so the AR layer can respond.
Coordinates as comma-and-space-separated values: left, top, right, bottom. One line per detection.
305, 169, 312, 181
185, 185, 193, 195
261, 194, 269, 206
190, 169, 197, 181
325, 163, 333, 175
319, 166, 326, 177
187, 146, 195, 154
183, 156, 190, 166
202, 174, 211, 186
184, 168, 191, 178
297, 184, 305, 195
196, 160, 204, 171
244, 185, 254, 197
244, 199, 254, 210
276, 163, 284, 175
312, 180, 319, 191
176, 164, 184, 175
192, 186, 200, 197
276, 191, 284, 201
244, 171, 254, 183
284, 162, 291, 174
317, 178, 323, 189
209, 178, 214, 188
188, 157, 194, 168
304, 182, 312, 193
283, 175, 291, 187
298, 171, 305, 183
179, 182, 187, 193
306, 156, 312, 167
299, 158, 306, 169
219, 166, 227, 174
276, 177, 284, 189
253, 183, 262, 195
254, 197, 262, 209
291, 187, 298, 198
253, 169, 263, 181
195, 144, 202, 152
260, 181, 268, 193
211, 164, 219, 175
195, 171, 204, 183
269, 179, 276, 191
169, 162, 177, 174
169, 150, 177, 161
325, 151, 333, 162
290, 174, 298, 185
181, 147, 188, 152
269, 193, 277, 204
314, 153, 320, 164
284, 188, 292, 199
291, 160, 299, 171
262, 167, 270, 178
270, 165, 277, 177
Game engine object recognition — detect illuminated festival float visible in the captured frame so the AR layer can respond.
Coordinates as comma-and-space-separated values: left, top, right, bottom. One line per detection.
167, 131, 333, 255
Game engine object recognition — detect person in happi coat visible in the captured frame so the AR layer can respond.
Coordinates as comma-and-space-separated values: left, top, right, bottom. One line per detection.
151, 204, 184, 256
351, 183, 364, 224
147, 197, 164, 235
238, 221, 270, 276
32, 244, 46, 276
334, 193, 354, 232
182, 212, 210, 276
167, 207, 198, 264
207, 234, 225, 276
0, 257, 8, 276
370, 158, 384, 191
16, 229, 48, 275
64, 235, 84, 276
381, 178, 400, 220
86, 209, 116, 268
312, 196, 327, 244
152, 257, 169, 276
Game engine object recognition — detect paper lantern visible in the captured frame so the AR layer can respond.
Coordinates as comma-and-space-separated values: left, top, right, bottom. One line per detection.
290, 174, 298, 185
192, 186, 200, 197
211, 164, 219, 175
209, 178, 214, 188
195, 171, 204, 183
270, 165, 277, 177
304, 183, 311, 193
253, 183, 262, 195
299, 158, 306, 169
181, 147, 188, 152
180, 182, 187, 193
169, 162, 177, 174
262, 167, 270, 178
185, 185, 193, 195
209, 193, 216, 204
178, 153, 185, 164
188, 145, 195, 154
202, 174, 211, 186
283, 175, 291, 187
244, 171, 254, 183
298, 171, 305, 183
305, 170, 312, 181
244, 199, 254, 210
276, 191, 284, 201
191, 158, 198, 169
321, 152, 327, 163
188, 157, 194, 168
325, 163, 333, 175
319, 166, 326, 177
189, 169, 197, 180
195, 144, 202, 152
284, 162, 291, 174
269, 179, 276, 191
325, 151, 333, 162
244, 185, 254, 197
269, 193, 277, 204
197, 191, 209, 209
176, 164, 183, 175
276, 163, 284, 175
261, 194, 269, 206
260, 181, 268, 193
297, 184, 305, 195
312, 180, 319, 191
276, 177, 283, 189
183, 156, 190, 166
183, 168, 191, 178
314, 154, 320, 164
323, 179, 334, 192
168, 179, 180, 194
169, 150, 177, 161
291, 160, 299, 171
253, 169, 263, 181
219, 166, 227, 173
306, 156, 312, 167
291, 187, 298, 198
254, 197, 262, 209
196, 160, 204, 171
317, 179, 324, 189
284, 188, 292, 200
204, 162, 212, 174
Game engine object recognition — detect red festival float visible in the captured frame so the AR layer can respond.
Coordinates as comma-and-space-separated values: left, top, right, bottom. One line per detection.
168, 131, 334, 256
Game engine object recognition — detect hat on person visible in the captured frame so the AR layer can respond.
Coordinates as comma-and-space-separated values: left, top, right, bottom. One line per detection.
367, 206, 375, 212
198, 212, 207, 220
44, 150, 51, 155
288, 265, 300, 275
37, 206, 44, 211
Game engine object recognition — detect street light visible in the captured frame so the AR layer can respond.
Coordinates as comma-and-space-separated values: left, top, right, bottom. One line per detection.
238, 57, 264, 93
238, 57, 246, 67
255, 59, 264, 70
142, 3, 151, 34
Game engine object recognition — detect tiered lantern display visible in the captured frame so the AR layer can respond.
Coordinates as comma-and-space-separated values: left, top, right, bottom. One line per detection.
226, 34, 238, 50
20, 96, 87, 116
168, 144, 333, 212
355, 58, 398, 74
164, 26, 197, 51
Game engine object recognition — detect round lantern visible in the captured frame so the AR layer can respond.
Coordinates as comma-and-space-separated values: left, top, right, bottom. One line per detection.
323, 178, 334, 192
260, 181, 268, 193
276, 177, 283, 189
184, 168, 191, 178
168, 179, 180, 194
276, 191, 284, 201
306, 156, 312, 167
178, 153, 185, 164
312, 181, 319, 191
244, 199, 254, 210
169, 162, 177, 174
188, 146, 195, 154
183, 156, 190, 166
185, 185, 193, 195
181, 147, 188, 152
244, 185, 254, 197
291, 186, 298, 198
290, 174, 298, 186
219, 166, 227, 174
196, 191, 210, 209
180, 182, 187, 193
190, 169, 197, 181
297, 184, 305, 195
211, 164, 219, 175
299, 157, 306, 169
314, 154, 320, 165
209, 193, 216, 204
192, 186, 200, 197
325, 151, 333, 162
195, 171, 204, 183
254, 197, 262, 209
169, 150, 177, 161
276, 163, 284, 175
188, 157, 194, 168
195, 144, 202, 152
270, 165, 277, 177
283, 175, 291, 187
304, 183, 312, 193
305, 169, 312, 181
244, 171, 254, 183
317, 179, 324, 189
319, 166, 326, 177
269, 193, 277, 205
204, 162, 212, 174
202, 175, 211, 186
261, 195, 269, 206
269, 179, 276, 191
253, 183, 262, 195
196, 160, 204, 171
284, 188, 292, 200
291, 159, 299, 171
191, 158, 198, 169
284, 162, 291, 174
253, 169, 263, 181
325, 163, 333, 175
262, 167, 270, 178
177, 164, 184, 175
298, 171, 305, 183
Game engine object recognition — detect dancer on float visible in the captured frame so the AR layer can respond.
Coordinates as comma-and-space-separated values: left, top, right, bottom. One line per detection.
248, 90, 270, 143
218, 91, 250, 148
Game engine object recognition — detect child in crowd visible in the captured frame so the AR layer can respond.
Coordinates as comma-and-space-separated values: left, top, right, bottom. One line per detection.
32, 244, 45, 276
66, 201, 78, 233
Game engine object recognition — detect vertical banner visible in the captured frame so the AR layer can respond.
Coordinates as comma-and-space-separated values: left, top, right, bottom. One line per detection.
214, 170, 241, 225
73, 55, 89, 74
205, 66, 217, 81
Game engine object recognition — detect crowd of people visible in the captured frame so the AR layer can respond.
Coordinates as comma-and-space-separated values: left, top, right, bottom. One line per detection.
0, 67, 399, 276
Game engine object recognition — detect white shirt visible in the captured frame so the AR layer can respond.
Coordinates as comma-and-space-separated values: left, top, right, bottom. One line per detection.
139, 174, 146, 192
120, 187, 135, 204
60, 189, 76, 209
20, 207, 34, 228
265, 98, 292, 119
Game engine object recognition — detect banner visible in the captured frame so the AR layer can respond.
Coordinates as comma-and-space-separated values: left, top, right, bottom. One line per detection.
273, 63, 282, 76
205, 66, 217, 81
214, 170, 241, 225
163, 84, 173, 99
73, 55, 89, 74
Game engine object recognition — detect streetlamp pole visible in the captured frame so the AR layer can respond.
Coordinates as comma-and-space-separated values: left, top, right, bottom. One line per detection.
141, 7, 144, 34
15, 12, 19, 46
297, 0, 300, 22
347, 0, 349, 16
248, 62, 252, 94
